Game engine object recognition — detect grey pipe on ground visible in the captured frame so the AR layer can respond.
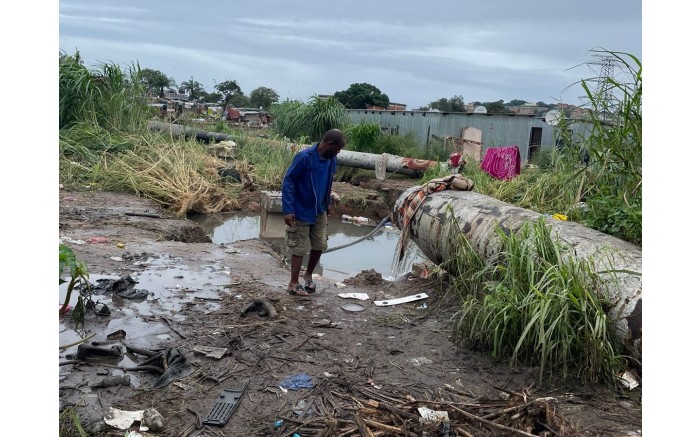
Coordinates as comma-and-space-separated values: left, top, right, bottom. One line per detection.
147, 122, 436, 178
148, 121, 235, 143
393, 188, 642, 367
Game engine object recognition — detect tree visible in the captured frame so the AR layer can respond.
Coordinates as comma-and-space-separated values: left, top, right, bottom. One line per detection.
140, 68, 173, 98
249, 86, 280, 110
181, 77, 204, 101
215, 80, 248, 109
506, 99, 526, 106
481, 100, 510, 114
200, 91, 222, 104
427, 95, 465, 112
333, 83, 390, 109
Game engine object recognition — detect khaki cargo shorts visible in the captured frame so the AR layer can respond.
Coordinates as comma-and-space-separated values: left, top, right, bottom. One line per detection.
286, 213, 328, 257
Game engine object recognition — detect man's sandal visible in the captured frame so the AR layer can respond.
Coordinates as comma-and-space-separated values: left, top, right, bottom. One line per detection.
303, 278, 317, 293
287, 284, 308, 296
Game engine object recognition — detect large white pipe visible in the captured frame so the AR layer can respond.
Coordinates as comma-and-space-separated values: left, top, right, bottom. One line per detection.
393, 189, 642, 366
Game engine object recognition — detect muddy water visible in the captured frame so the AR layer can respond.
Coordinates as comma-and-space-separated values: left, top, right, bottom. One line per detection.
190, 213, 428, 282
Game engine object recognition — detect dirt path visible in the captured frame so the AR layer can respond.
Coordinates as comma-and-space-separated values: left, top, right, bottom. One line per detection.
58, 186, 641, 436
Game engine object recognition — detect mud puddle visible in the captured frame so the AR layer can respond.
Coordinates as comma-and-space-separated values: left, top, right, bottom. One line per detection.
190, 212, 428, 281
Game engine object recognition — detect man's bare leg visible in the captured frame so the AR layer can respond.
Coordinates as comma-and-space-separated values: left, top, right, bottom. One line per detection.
304, 250, 322, 282
288, 254, 305, 291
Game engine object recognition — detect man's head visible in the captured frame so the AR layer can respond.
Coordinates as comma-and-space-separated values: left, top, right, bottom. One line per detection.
318, 129, 346, 159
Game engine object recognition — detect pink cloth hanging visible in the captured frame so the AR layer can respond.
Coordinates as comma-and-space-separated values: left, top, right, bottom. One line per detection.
480, 146, 521, 180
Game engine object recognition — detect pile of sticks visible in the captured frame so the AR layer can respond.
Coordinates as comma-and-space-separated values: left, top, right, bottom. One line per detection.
272, 384, 574, 437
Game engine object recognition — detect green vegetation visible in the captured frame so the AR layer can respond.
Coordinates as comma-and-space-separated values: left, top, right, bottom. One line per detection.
269, 95, 349, 142
333, 82, 390, 109
58, 49, 641, 387
443, 210, 623, 384
59, 399, 89, 437
59, 244, 92, 325
421, 50, 641, 245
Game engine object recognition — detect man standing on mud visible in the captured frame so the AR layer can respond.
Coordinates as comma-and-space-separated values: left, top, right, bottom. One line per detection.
282, 129, 346, 296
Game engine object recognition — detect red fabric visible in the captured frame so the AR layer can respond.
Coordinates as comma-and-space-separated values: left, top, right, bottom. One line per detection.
449, 152, 462, 167
480, 146, 521, 180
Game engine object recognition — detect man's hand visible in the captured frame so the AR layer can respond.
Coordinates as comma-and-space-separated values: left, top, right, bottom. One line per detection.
284, 213, 296, 227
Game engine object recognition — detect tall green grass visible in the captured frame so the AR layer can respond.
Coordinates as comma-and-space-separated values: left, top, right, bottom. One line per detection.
59, 51, 149, 132
235, 135, 296, 190
269, 96, 349, 142
446, 209, 623, 384
576, 50, 642, 245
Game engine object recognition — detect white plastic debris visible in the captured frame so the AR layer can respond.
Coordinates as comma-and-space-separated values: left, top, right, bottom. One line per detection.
374, 293, 429, 307
337, 292, 369, 300
408, 357, 433, 367
417, 407, 449, 423
103, 408, 147, 431
334, 282, 347, 288
618, 371, 640, 390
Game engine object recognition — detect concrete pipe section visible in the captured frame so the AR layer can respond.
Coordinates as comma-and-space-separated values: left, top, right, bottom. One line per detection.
393, 188, 642, 366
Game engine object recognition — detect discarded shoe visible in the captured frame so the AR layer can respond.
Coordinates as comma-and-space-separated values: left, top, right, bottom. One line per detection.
303, 278, 317, 293
287, 284, 308, 296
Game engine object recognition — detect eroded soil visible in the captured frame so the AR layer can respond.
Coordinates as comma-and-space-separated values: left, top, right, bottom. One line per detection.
58, 183, 641, 436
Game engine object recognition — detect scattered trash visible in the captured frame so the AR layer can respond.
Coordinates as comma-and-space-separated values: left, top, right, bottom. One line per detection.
337, 292, 370, 300
618, 370, 640, 390
279, 373, 314, 390
193, 345, 228, 359
373, 293, 429, 307
240, 298, 277, 318
103, 407, 163, 431
293, 399, 309, 416
110, 256, 126, 262
203, 382, 248, 426
60, 237, 85, 245
417, 406, 449, 423
273, 419, 283, 429
91, 374, 131, 389
408, 357, 433, 367
87, 236, 110, 244
142, 408, 165, 431
116, 243, 125, 248
341, 303, 366, 312
106, 329, 126, 340
84, 275, 149, 299
153, 348, 195, 388
76, 344, 124, 360
552, 213, 568, 221
367, 378, 382, 389
334, 282, 347, 288
416, 302, 428, 309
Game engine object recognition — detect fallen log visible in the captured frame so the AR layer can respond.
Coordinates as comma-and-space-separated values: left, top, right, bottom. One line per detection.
393, 189, 642, 367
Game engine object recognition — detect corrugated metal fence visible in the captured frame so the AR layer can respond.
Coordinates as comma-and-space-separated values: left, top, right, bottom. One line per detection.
346, 110, 593, 163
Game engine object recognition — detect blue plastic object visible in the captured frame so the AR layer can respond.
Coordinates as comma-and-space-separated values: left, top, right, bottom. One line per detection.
279, 373, 314, 390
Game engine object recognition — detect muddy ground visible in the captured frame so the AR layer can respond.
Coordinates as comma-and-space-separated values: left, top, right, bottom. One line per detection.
58, 179, 642, 437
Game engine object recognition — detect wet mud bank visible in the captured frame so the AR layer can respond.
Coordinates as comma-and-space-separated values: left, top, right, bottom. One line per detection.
58, 188, 641, 436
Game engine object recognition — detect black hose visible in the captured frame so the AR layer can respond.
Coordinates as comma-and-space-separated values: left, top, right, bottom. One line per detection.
324, 215, 391, 253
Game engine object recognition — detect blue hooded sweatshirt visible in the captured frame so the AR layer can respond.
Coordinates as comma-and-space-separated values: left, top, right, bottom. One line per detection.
282, 143, 337, 224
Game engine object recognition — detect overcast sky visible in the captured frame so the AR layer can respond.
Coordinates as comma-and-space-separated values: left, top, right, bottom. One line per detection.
58, 0, 641, 109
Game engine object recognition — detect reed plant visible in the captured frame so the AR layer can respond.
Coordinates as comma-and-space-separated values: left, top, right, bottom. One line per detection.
59, 50, 148, 132
446, 209, 623, 385
575, 50, 642, 245
99, 135, 241, 215
236, 134, 296, 190
270, 95, 349, 142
